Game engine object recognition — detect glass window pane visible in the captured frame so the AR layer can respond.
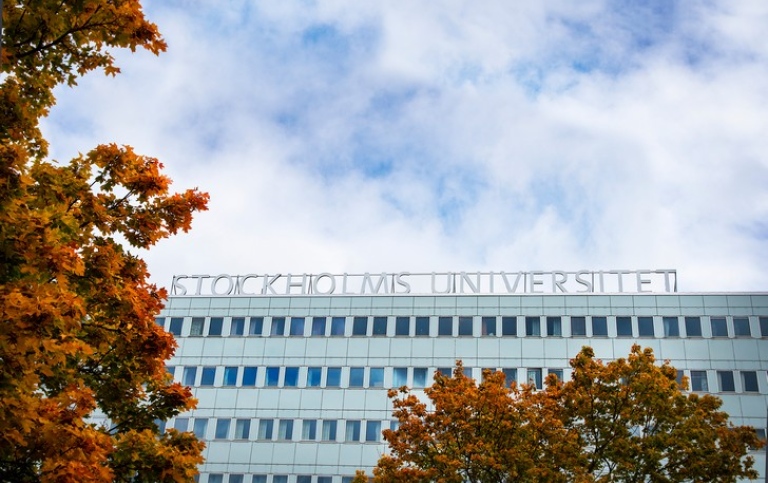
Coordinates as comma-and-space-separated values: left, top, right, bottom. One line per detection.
548, 369, 563, 383
691, 371, 708, 391
415, 317, 430, 336
458, 317, 473, 336
685, 317, 702, 337
242, 367, 257, 386
273, 477, 287, 483
265, 367, 280, 387
437, 367, 452, 378
278, 419, 293, 440
365, 420, 381, 442
413, 368, 427, 388
183, 367, 197, 386
592, 317, 608, 336
352, 317, 368, 335
502, 368, 517, 387
395, 317, 410, 336
193, 418, 207, 439
761, 317, 768, 337
248, 317, 263, 336
616, 317, 632, 337
223, 367, 238, 386
663, 316, 679, 337
546, 317, 562, 337
284, 367, 299, 387
438, 317, 453, 336
297, 476, 311, 483
638, 317, 654, 337
174, 417, 189, 432
345, 420, 361, 442
302, 419, 317, 440
208, 475, 223, 483
253, 476, 267, 483
290, 317, 305, 336
258, 419, 273, 440
230, 475, 244, 483
526, 317, 541, 336
208, 317, 223, 336
230, 317, 245, 336
200, 367, 215, 386
527, 368, 542, 389
312, 317, 327, 336
169, 317, 183, 336
234, 419, 250, 439
393, 368, 408, 387
326, 367, 341, 387
734, 317, 751, 336
369, 368, 384, 388
372, 317, 388, 336
711, 317, 728, 337
215, 418, 230, 439
330, 317, 346, 336
742, 371, 759, 392
270, 317, 286, 336
322, 420, 337, 441
190, 317, 204, 336
482, 316, 497, 336
307, 367, 322, 387
502, 316, 517, 336
349, 367, 365, 387
718, 371, 735, 391
571, 316, 586, 336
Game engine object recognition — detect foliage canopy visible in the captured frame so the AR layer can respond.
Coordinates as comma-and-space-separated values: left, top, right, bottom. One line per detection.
1, 1, 208, 481
363, 345, 762, 483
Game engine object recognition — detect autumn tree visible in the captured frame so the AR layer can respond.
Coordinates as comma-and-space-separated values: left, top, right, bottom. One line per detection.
1, 1, 208, 482
365, 346, 762, 483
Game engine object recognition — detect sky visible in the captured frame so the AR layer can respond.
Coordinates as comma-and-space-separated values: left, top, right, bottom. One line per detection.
41, 0, 768, 293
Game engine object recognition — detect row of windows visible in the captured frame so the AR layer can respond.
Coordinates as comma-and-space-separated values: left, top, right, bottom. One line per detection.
160, 315, 768, 339
171, 365, 766, 394
204, 475, 356, 483
170, 417, 386, 443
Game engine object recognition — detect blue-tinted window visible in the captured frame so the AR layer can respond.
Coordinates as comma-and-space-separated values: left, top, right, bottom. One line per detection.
393, 368, 408, 387
182, 367, 196, 386
290, 317, 305, 336
438, 317, 453, 336
592, 317, 608, 336
711, 317, 728, 337
502, 368, 517, 387
501, 317, 517, 336
193, 418, 207, 439
297, 476, 311, 483
743, 371, 759, 392
458, 317, 473, 336
311, 317, 326, 336
230, 317, 245, 336
248, 317, 263, 336
330, 317, 346, 336
691, 370, 707, 391
234, 419, 250, 439
369, 368, 384, 388
616, 317, 632, 337
258, 419, 273, 440
265, 367, 280, 387
270, 317, 286, 336
215, 418, 230, 439
718, 371, 735, 391
685, 317, 702, 337
663, 316, 679, 337
230, 476, 244, 483
223, 366, 238, 386
638, 317, 654, 337
482, 317, 496, 336
761, 317, 768, 337
200, 367, 215, 386
155, 317, 164, 326
189, 317, 204, 336
307, 367, 322, 387
395, 317, 410, 336
571, 317, 586, 336
242, 367, 257, 386
252, 476, 267, 483
326, 367, 341, 387
546, 317, 561, 337
525, 317, 541, 336
734, 317, 751, 336
278, 419, 293, 440
207, 317, 223, 336
352, 317, 368, 335
284, 367, 299, 387
208, 475, 222, 483
372, 317, 388, 336
527, 368, 542, 389
349, 367, 365, 387
168, 318, 183, 336
302, 419, 317, 440
365, 420, 381, 442
345, 420, 361, 442
322, 420, 337, 441
413, 368, 427, 388
415, 317, 430, 336
174, 417, 189, 432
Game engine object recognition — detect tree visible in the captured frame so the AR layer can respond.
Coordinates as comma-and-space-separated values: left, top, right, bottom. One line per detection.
365, 346, 762, 483
1, 1, 208, 481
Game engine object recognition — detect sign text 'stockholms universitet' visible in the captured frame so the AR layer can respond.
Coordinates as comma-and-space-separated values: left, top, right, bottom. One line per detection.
171, 270, 678, 296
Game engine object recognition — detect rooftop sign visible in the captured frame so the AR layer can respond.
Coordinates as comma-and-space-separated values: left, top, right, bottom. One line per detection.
170, 270, 677, 296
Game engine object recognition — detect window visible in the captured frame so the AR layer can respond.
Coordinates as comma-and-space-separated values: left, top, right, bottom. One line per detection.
502, 368, 517, 387
302, 419, 317, 440
278, 419, 293, 440
718, 371, 735, 392
307, 367, 322, 387
365, 421, 381, 442
394, 367, 408, 387
349, 367, 365, 387
174, 417, 189, 431
289, 317, 305, 336
284, 367, 299, 387
527, 368, 542, 389
253, 476, 267, 483
761, 317, 768, 337
311, 317, 327, 336
190, 317, 204, 336
413, 368, 427, 388
463, 367, 473, 379
192, 418, 207, 439
230, 317, 245, 336
734, 317, 751, 336
155, 317, 164, 326
248, 317, 263, 336
229, 475, 244, 483
691, 371, 708, 391
711, 317, 728, 337
200, 367, 215, 386
437, 367, 452, 377
234, 419, 250, 439
525, 317, 541, 336
742, 371, 759, 392
571, 317, 586, 336
482, 317, 496, 336
330, 317, 346, 336
242, 367, 257, 386
616, 317, 632, 337
415, 317, 430, 336
369, 368, 384, 388
297, 476, 311, 483
265, 367, 280, 387
395, 317, 410, 336
548, 369, 564, 383
258, 419, 273, 440
223, 367, 238, 386
345, 420, 361, 442
546, 317, 562, 337
270, 317, 286, 336
166, 366, 175, 378
214, 418, 230, 439
372, 317, 387, 336
438, 317, 453, 336
592, 317, 608, 336
208, 317, 223, 336
318, 477, 332, 483
208, 475, 223, 483
182, 367, 197, 386
322, 420, 337, 441
169, 318, 183, 336
352, 317, 368, 335
676, 370, 685, 388
326, 367, 341, 387
638, 317, 654, 337
685, 317, 702, 337
663, 316, 680, 337
458, 317, 473, 336
273, 477, 288, 483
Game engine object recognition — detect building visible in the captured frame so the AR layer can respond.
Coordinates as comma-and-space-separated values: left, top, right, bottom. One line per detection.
157, 271, 768, 483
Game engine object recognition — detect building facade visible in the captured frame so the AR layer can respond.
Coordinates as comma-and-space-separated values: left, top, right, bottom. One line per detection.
157, 275, 768, 483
